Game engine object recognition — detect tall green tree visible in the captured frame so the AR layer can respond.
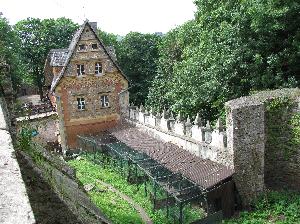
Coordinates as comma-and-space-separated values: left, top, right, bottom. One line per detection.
0, 15, 23, 96
14, 17, 78, 99
97, 29, 119, 47
147, 0, 300, 121
116, 32, 161, 105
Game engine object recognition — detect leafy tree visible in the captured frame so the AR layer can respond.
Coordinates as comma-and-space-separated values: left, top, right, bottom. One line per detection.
116, 32, 161, 105
0, 15, 24, 96
97, 29, 119, 47
147, 0, 300, 121
14, 18, 78, 99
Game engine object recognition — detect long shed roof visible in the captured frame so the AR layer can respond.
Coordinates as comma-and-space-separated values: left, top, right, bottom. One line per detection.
96, 122, 234, 190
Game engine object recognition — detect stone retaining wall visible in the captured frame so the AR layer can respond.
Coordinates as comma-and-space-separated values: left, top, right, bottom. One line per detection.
21, 144, 111, 224
0, 98, 35, 224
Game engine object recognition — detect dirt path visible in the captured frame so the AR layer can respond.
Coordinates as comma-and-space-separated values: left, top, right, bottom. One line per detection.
97, 180, 153, 224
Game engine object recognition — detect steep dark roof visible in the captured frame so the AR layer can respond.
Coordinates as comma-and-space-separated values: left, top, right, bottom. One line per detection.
48, 49, 69, 66
50, 20, 129, 92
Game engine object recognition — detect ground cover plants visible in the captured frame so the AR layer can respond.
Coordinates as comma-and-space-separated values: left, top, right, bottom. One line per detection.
68, 155, 205, 223
225, 190, 300, 224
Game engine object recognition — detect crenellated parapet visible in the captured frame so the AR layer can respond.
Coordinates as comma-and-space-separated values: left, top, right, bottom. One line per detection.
125, 89, 300, 208
126, 105, 231, 166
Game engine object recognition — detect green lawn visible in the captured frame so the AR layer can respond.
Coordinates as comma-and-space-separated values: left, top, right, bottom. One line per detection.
68, 156, 204, 224
225, 190, 300, 224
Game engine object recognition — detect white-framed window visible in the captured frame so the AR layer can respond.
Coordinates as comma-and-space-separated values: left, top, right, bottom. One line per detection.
95, 62, 102, 75
91, 43, 98, 49
77, 64, 85, 76
100, 95, 109, 108
78, 44, 86, 51
77, 97, 85, 110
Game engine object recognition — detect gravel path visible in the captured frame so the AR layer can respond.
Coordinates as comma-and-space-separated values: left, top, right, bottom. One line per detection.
97, 180, 153, 224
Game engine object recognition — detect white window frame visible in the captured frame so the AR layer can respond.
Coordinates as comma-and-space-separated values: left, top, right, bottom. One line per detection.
95, 62, 102, 75
77, 97, 85, 110
100, 95, 109, 108
77, 64, 85, 76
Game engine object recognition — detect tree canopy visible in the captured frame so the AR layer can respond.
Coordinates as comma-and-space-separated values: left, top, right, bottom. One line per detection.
116, 32, 161, 105
0, 16, 24, 96
146, 0, 300, 121
14, 17, 78, 98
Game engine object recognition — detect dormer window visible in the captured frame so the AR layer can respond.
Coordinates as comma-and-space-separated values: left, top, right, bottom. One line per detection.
92, 43, 98, 49
95, 62, 102, 75
77, 98, 85, 110
77, 64, 85, 76
78, 44, 86, 51
100, 95, 109, 108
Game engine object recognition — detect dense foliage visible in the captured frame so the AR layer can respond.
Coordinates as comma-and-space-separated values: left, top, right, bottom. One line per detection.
14, 18, 78, 98
225, 190, 300, 224
97, 31, 161, 105
116, 32, 161, 105
97, 29, 120, 48
147, 0, 300, 120
0, 16, 24, 95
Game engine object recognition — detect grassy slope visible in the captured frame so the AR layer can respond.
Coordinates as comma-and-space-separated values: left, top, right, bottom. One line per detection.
225, 190, 300, 224
68, 157, 204, 224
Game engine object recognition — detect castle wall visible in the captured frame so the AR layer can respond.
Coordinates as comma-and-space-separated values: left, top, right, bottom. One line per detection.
226, 88, 300, 206
128, 88, 300, 207
127, 107, 232, 168
0, 98, 35, 224
264, 96, 300, 190
226, 101, 265, 207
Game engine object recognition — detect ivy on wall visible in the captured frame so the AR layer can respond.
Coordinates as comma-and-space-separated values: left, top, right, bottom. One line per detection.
290, 113, 300, 149
265, 97, 300, 159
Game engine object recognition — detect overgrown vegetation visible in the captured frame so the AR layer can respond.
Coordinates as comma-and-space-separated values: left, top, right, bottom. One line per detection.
0, 16, 24, 95
225, 190, 300, 224
116, 32, 161, 105
265, 97, 300, 159
16, 119, 47, 166
68, 156, 204, 224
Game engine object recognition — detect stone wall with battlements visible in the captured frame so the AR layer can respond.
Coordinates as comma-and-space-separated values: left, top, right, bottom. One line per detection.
127, 88, 300, 207
127, 105, 233, 168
